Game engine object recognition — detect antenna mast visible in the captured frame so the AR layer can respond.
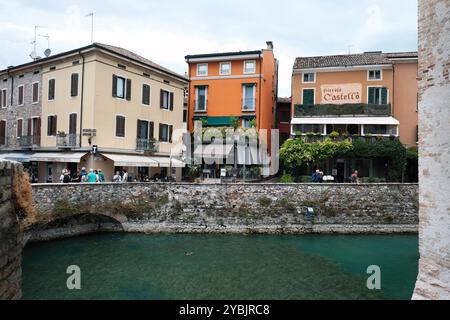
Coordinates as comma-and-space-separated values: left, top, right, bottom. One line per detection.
85, 13, 94, 43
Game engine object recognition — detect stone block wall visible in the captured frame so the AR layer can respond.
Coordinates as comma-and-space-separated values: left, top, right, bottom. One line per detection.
30, 182, 419, 238
414, 0, 450, 300
0, 161, 23, 300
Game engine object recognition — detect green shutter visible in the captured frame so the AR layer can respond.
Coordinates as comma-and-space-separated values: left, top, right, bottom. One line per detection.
368, 87, 375, 104
381, 87, 388, 104
303, 89, 314, 105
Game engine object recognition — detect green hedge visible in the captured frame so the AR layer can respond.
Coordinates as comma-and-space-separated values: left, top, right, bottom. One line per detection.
294, 103, 391, 117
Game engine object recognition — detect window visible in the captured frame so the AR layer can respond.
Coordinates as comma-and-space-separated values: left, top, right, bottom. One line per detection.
32, 82, 39, 103
302, 89, 315, 105
368, 87, 388, 104
18, 85, 24, 106
142, 84, 151, 105
242, 84, 256, 111
47, 115, 57, 136
368, 70, 382, 81
159, 123, 173, 143
115, 116, 126, 137
48, 79, 55, 100
195, 86, 207, 112
243, 118, 255, 128
293, 124, 323, 134
137, 120, 154, 140
303, 73, 315, 83
183, 109, 188, 123
17, 119, 23, 138
160, 90, 174, 110
279, 111, 291, 123
71, 73, 79, 97
0, 89, 7, 108
197, 64, 208, 76
69, 114, 77, 135
364, 125, 397, 136
220, 62, 231, 75
244, 60, 256, 74
112, 75, 131, 100
0, 120, 6, 145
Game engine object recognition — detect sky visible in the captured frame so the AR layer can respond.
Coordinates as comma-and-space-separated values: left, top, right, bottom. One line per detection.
0, 0, 418, 96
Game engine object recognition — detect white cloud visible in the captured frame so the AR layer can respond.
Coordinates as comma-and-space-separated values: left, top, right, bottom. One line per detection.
0, 0, 418, 96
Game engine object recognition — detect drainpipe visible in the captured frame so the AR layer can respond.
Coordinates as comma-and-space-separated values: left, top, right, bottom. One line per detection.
79, 50, 85, 149
258, 53, 262, 130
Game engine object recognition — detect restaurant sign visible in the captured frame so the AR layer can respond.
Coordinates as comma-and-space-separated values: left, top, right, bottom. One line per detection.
321, 83, 362, 104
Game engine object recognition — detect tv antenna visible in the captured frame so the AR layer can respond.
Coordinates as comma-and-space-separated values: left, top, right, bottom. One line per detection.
39, 33, 51, 57
348, 44, 355, 54
30, 25, 44, 60
85, 13, 94, 44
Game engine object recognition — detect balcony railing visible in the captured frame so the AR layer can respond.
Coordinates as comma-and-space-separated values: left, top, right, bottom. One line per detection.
136, 138, 159, 152
19, 135, 41, 148
294, 134, 397, 143
294, 103, 392, 117
56, 134, 80, 148
242, 98, 256, 111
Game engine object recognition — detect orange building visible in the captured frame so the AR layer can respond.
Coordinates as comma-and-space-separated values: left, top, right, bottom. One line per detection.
185, 42, 277, 136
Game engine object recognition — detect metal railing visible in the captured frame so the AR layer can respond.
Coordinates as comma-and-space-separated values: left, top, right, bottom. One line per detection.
56, 134, 80, 148
294, 103, 392, 117
136, 138, 159, 152
294, 134, 397, 143
19, 135, 41, 147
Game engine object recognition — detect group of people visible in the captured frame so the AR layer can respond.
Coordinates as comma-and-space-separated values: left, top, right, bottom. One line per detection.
311, 169, 325, 183
59, 167, 106, 184
112, 170, 130, 183
311, 169, 359, 183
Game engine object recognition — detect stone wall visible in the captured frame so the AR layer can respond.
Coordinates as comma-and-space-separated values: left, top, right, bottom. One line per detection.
0, 69, 42, 150
0, 161, 23, 300
30, 182, 419, 240
414, 0, 450, 300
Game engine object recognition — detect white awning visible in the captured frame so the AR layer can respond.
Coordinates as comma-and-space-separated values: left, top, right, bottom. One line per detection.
151, 157, 186, 168
291, 117, 400, 126
30, 152, 87, 163
102, 154, 159, 167
0, 153, 31, 163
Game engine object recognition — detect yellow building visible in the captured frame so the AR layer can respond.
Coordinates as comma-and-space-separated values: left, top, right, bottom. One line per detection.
13, 43, 187, 182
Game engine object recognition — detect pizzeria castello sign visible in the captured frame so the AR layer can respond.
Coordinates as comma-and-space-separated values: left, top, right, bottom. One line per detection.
321, 83, 362, 104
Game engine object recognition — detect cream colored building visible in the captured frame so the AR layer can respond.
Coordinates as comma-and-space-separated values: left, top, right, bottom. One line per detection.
3, 43, 188, 182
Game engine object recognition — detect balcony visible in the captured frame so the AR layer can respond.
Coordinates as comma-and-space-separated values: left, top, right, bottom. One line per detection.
136, 138, 159, 152
294, 103, 392, 118
242, 98, 256, 112
56, 134, 80, 149
19, 135, 41, 148
294, 134, 397, 143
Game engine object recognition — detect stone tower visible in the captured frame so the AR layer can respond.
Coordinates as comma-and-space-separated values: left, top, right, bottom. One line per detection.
414, 0, 450, 300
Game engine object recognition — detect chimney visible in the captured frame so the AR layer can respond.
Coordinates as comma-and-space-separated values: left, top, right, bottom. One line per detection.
266, 41, 274, 50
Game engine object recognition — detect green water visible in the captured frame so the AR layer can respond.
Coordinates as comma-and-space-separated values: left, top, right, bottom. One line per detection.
22, 233, 419, 300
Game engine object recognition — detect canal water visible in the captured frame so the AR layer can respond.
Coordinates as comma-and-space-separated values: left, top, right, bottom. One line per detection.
22, 233, 418, 300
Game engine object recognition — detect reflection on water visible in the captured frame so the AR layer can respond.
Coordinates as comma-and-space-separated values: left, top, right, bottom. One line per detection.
22, 233, 418, 300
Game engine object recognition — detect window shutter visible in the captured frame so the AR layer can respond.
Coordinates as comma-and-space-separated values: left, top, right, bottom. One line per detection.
149, 122, 154, 140
169, 125, 173, 143
71, 74, 79, 97
160, 90, 164, 108
49, 79, 55, 100
159, 123, 163, 141
381, 88, 388, 104
368, 87, 375, 104
0, 121, 5, 142
47, 117, 52, 136
37, 117, 41, 137
126, 79, 132, 101
53, 116, 57, 136
17, 119, 22, 137
137, 120, 141, 139
169, 92, 174, 111
303, 90, 314, 105
112, 75, 117, 97
28, 119, 32, 136
0, 90, 2, 107
33, 83, 39, 102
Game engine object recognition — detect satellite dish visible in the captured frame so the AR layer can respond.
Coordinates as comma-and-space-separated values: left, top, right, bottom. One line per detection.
44, 48, 51, 57
30, 50, 37, 60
